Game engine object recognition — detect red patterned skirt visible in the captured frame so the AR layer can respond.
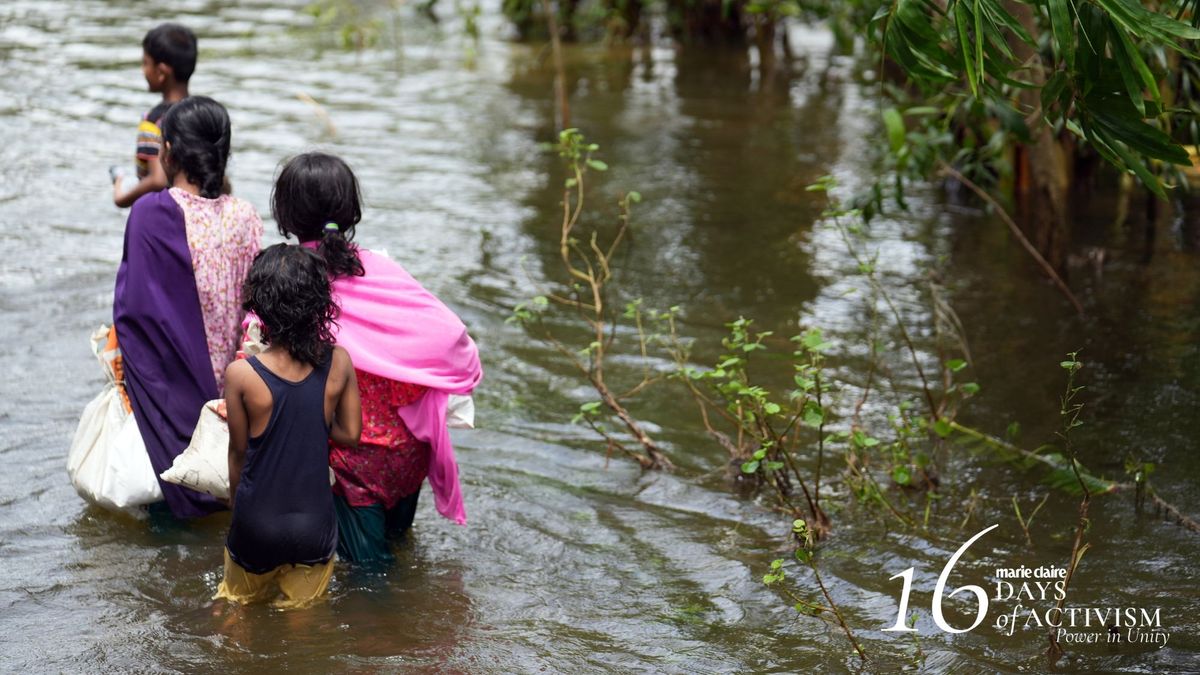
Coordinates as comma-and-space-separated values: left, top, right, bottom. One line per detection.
329, 370, 430, 509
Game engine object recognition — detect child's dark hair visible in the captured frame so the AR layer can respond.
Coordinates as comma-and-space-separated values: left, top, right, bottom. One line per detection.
143, 23, 198, 83
271, 153, 365, 279
242, 244, 340, 367
160, 96, 230, 199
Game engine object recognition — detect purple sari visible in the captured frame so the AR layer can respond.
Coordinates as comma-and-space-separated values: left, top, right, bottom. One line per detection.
113, 190, 223, 519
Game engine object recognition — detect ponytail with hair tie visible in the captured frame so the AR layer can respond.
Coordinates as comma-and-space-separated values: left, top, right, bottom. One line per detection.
271, 152, 366, 279
317, 220, 364, 278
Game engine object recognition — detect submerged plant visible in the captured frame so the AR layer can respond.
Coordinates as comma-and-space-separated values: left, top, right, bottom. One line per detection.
761, 519, 866, 660
1046, 351, 1090, 664
510, 129, 671, 469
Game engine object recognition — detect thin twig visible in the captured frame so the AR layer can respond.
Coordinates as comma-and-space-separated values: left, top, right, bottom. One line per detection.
938, 162, 1084, 316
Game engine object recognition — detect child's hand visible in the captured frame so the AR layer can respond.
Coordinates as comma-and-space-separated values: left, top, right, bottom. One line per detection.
214, 399, 228, 419
112, 175, 125, 203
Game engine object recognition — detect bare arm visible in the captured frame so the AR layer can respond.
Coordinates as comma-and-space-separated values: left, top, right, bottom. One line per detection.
329, 348, 362, 447
224, 361, 251, 509
114, 155, 168, 208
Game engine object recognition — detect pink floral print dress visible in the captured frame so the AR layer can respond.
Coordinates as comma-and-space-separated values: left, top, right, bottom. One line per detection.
169, 188, 263, 392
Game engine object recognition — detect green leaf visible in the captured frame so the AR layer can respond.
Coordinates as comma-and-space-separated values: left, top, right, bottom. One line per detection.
977, 0, 1033, 45
802, 400, 824, 428
1048, 0, 1074, 70
933, 418, 953, 438
1090, 108, 1190, 165
1041, 71, 1069, 118
892, 465, 913, 486
763, 402, 782, 415
1006, 421, 1021, 440
1110, 25, 1146, 115
883, 107, 906, 153
1040, 453, 1118, 495
973, 0, 984, 91
627, 191, 642, 203
1095, 0, 1200, 44
1110, 20, 1161, 114
1111, 137, 1167, 197
954, 4, 979, 96
960, 382, 981, 395
854, 431, 881, 447
741, 460, 760, 474
946, 358, 967, 372
798, 328, 831, 352
586, 159, 608, 171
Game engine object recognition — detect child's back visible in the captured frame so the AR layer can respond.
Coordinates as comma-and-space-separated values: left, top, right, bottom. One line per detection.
225, 349, 350, 572
216, 244, 361, 609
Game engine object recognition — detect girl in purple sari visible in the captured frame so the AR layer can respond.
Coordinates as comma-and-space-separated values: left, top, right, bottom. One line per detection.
113, 97, 262, 519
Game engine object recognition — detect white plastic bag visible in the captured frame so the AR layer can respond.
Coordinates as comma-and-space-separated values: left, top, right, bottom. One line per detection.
66, 326, 163, 512
159, 400, 230, 499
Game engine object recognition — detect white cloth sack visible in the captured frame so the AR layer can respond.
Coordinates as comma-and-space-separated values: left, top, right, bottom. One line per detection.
159, 400, 230, 500
66, 326, 163, 512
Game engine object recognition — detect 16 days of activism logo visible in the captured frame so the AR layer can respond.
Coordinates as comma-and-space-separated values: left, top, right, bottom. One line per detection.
882, 525, 1168, 647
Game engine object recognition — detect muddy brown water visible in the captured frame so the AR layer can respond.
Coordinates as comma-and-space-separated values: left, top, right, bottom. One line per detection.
1, 1, 1198, 671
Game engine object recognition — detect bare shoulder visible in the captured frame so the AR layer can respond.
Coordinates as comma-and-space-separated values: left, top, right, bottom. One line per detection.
330, 346, 353, 371
225, 358, 253, 387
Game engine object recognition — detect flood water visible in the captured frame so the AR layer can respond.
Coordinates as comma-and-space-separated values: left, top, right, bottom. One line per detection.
2, 0, 1199, 672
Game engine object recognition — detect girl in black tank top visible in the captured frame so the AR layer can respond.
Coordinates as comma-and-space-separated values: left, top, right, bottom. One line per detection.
226, 354, 337, 573
216, 244, 361, 607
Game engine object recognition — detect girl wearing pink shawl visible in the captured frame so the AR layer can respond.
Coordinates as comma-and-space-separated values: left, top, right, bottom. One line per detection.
270, 153, 482, 562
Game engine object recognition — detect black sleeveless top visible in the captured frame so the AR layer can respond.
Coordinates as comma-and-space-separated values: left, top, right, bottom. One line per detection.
226, 354, 337, 574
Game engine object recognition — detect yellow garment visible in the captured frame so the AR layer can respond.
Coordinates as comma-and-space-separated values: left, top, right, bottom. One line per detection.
214, 548, 334, 609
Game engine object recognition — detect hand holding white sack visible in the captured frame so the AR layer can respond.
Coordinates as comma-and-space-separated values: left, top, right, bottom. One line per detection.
159, 400, 232, 500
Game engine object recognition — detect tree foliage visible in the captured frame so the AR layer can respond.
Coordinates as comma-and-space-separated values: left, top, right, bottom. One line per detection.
875, 0, 1200, 200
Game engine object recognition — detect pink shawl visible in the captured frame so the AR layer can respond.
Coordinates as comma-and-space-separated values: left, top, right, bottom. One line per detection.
309, 243, 482, 524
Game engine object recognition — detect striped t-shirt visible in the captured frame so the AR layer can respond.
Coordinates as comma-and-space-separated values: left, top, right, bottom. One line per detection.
135, 101, 175, 177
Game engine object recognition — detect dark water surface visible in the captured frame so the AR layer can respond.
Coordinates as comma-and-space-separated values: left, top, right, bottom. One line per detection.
2, 1, 1199, 672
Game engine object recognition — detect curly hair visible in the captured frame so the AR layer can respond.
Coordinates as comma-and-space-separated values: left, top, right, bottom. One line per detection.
242, 244, 339, 367
271, 152, 365, 279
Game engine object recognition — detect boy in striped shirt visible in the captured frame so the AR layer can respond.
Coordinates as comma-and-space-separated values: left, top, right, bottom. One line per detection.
113, 23, 196, 208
